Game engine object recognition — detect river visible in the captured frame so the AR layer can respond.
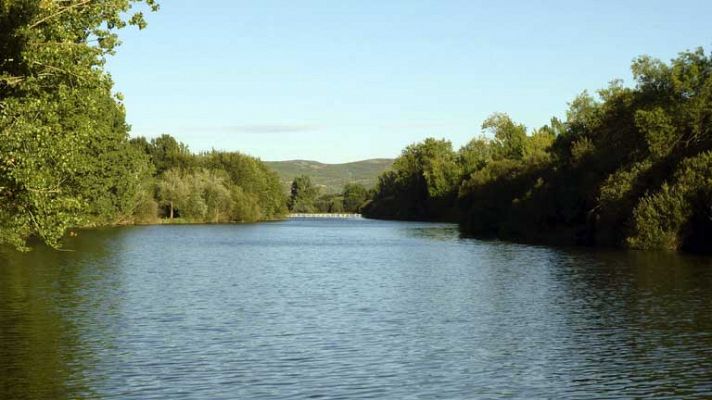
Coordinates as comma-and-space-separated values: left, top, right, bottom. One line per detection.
1, 219, 710, 399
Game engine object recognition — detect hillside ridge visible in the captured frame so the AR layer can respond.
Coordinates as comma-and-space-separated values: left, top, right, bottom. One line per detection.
264, 158, 394, 194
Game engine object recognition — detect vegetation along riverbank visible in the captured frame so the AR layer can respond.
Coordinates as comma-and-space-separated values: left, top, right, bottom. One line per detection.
363, 49, 712, 254
0, 1, 289, 251
1, 2, 710, 254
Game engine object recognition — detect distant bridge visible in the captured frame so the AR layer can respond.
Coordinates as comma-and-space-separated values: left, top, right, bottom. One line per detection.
289, 213, 363, 219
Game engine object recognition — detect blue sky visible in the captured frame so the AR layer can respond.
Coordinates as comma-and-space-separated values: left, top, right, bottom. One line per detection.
108, 0, 712, 163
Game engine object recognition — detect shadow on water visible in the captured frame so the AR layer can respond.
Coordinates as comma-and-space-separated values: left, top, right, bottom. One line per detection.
402, 223, 460, 242
0, 228, 130, 400
534, 248, 712, 396
555, 248, 712, 335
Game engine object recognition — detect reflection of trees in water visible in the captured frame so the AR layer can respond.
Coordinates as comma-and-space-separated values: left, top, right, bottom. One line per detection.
0, 230, 123, 399
543, 248, 712, 395
600, 250, 712, 333
404, 224, 460, 241
543, 248, 712, 336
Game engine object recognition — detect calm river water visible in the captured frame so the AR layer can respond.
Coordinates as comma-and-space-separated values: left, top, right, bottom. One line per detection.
1, 219, 711, 399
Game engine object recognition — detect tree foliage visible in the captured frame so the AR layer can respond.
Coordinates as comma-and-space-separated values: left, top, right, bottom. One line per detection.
0, 0, 159, 250
363, 138, 460, 220
365, 48, 712, 253
201, 150, 286, 219
145, 140, 288, 223
0, 2, 289, 250
342, 183, 368, 212
288, 175, 319, 213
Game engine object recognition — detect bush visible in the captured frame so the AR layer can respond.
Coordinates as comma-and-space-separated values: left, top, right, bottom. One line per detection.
627, 151, 712, 250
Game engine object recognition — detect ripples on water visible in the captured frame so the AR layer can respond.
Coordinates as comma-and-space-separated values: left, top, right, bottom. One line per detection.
1, 219, 711, 399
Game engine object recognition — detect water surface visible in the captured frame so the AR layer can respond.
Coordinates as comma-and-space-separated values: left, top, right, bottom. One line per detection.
1, 219, 711, 399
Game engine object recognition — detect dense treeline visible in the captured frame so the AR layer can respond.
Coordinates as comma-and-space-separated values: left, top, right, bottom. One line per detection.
0, 2, 286, 250
364, 48, 712, 253
2, 2, 708, 254
287, 175, 369, 213
130, 134, 287, 224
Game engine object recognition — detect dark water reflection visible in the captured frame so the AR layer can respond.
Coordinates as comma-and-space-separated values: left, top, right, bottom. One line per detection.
1, 220, 711, 399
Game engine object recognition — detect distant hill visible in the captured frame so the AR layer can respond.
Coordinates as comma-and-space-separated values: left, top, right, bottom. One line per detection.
264, 158, 394, 194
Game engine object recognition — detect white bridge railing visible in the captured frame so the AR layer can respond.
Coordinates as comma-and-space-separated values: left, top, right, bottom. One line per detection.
289, 213, 363, 219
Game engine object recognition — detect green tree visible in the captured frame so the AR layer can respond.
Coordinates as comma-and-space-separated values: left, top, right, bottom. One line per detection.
363, 138, 460, 220
482, 113, 528, 160
230, 186, 261, 222
315, 194, 344, 213
370, 48, 712, 253
197, 169, 233, 223
289, 175, 319, 213
156, 168, 187, 220
342, 183, 368, 212
201, 151, 287, 219
458, 137, 493, 177
0, 0, 159, 249
147, 134, 195, 175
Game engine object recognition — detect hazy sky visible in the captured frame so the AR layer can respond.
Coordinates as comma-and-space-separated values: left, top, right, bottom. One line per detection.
107, 0, 712, 163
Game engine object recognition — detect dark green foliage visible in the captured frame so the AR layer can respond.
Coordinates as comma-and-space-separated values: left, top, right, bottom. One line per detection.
288, 175, 319, 213
482, 113, 528, 160
282, 180, 368, 214
136, 134, 196, 175
315, 194, 345, 213
367, 48, 712, 253
627, 151, 712, 251
458, 137, 493, 177
363, 138, 460, 221
342, 183, 368, 212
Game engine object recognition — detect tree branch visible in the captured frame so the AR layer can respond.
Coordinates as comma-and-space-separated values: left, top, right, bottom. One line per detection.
0, 76, 25, 86
29, 0, 94, 29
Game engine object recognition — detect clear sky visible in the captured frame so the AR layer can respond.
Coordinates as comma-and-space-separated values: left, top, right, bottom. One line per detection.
107, 0, 712, 163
